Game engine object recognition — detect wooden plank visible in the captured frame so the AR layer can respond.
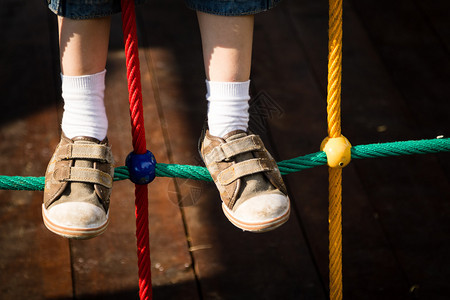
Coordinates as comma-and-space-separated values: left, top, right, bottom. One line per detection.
345, 1, 450, 297
349, 0, 450, 137
0, 1, 73, 299
252, 2, 411, 298
281, 0, 450, 298
349, 0, 450, 180
67, 13, 199, 299
2, 0, 448, 298
137, 1, 327, 299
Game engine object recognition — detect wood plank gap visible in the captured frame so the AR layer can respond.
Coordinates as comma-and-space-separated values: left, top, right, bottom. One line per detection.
136, 11, 203, 299
250, 81, 329, 295
281, 4, 327, 98
68, 239, 78, 300
339, 0, 418, 289
136, 11, 176, 168
351, 162, 414, 287
346, 0, 438, 134
269, 10, 336, 292
261, 1, 418, 295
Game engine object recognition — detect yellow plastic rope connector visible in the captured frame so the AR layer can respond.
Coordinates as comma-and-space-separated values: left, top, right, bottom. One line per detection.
326, 0, 344, 299
320, 136, 352, 168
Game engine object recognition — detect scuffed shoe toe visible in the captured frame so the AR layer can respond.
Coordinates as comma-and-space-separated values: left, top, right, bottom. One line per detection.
234, 192, 290, 223
222, 192, 290, 233
43, 202, 109, 239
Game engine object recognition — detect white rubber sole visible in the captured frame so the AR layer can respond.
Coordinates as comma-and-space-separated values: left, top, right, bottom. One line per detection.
221, 199, 290, 233
42, 204, 109, 239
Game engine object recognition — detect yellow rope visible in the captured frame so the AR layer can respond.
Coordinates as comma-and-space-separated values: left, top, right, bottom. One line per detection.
327, 0, 343, 299
328, 168, 343, 299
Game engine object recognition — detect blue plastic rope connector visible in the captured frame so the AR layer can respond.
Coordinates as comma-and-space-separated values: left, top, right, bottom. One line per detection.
125, 150, 157, 185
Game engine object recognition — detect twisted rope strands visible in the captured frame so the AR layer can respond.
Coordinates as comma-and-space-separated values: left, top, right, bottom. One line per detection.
135, 184, 151, 298
0, 138, 449, 191
0, 176, 45, 191
327, 0, 343, 138
351, 139, 450, 158
122, 1, 146, 155
155, 163, 213, 181
328, 168, 343, 300
121, 1, 152, 299
327, 0, 344, 299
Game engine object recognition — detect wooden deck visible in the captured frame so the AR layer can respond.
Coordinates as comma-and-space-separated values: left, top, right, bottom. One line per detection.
1, 0, 449, 299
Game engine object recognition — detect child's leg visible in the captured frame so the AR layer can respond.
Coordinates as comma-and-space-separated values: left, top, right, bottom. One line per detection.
197, 12, 253, 138
197, 12, 253, 82
59, 16, 111, 141
59, 16, 111, 76
197, 12, 290, 232
42, 17, 114, 239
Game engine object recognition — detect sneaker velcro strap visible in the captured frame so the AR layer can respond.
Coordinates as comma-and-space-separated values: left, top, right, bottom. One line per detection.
54, 166, 113, 188
207, 135, 263, 162
217, 158, 274, 186
58, 144, 113, 163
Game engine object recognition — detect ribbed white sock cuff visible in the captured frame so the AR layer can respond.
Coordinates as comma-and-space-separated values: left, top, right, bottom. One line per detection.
61, 70, 107, 91
206, 80, 250, 138
206, 80, 251, 100
61, 70, 108, 141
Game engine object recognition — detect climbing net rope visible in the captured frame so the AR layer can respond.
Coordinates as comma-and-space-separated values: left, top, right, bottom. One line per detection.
1, 138, 449, 191
327, 0, 344, 297
0, 0, 449, 299
121, 0, 152, 299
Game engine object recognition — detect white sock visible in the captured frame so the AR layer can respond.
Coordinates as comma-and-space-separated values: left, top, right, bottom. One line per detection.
61, 70, 108, 141
206, 80, 250, 138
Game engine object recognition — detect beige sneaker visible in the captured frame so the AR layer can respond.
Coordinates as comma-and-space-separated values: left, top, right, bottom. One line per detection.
42, 134, 114, 239
200, 129, 290, 232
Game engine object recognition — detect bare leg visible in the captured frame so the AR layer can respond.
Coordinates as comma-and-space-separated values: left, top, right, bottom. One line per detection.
42, 16, 113, 240
57, 16, 110, 141
197, 12, 254, 82
58, 16, 111, 76
197, 12, 290, 233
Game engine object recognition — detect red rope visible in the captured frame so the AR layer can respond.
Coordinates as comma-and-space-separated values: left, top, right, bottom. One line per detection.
121, 1, 152, 299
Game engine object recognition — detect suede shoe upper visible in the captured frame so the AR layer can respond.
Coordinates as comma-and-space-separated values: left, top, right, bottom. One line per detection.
44, 134, 114, 214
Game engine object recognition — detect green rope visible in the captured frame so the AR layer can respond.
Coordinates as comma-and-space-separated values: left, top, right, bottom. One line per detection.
0, 138, 448, 191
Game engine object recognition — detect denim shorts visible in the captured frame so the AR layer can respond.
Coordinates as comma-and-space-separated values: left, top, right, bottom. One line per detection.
46, 0, 147, 19
47, 0, 282, 19
185, 0, 282, 16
